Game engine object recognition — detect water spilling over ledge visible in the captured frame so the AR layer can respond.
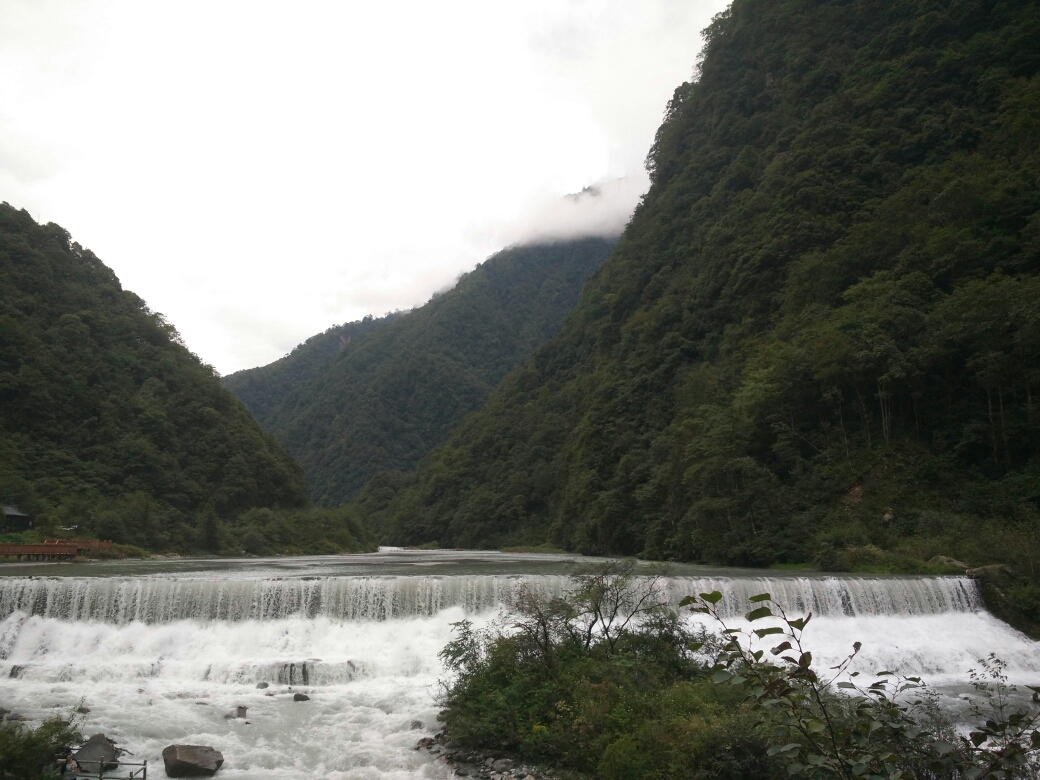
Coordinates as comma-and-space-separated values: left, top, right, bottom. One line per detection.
0, 554, 1033, 780
0, 574, 981, 624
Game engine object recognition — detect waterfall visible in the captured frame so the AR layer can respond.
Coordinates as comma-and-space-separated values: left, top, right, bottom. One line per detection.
0, 574, 980, 624
0, 562, 1033, 780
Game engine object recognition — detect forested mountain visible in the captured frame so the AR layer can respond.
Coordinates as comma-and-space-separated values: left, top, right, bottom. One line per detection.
369, 0, 1040, 580
0, 205, 371, 554
224, 239, 614, 505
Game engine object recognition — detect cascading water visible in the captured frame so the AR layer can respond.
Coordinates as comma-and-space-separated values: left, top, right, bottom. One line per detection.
0, 552, 1037, 780
0, 573, 981, 623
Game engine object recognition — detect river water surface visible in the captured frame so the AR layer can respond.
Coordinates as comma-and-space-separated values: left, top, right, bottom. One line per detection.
1, 549, 1038, 779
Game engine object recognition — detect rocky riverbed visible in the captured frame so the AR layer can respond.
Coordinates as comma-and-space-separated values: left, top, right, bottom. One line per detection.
416, 731, 564, 780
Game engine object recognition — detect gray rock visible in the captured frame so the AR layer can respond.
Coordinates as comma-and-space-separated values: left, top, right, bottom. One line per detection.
75, 734, 119, 773
410, 720, 424, 730
76, 706, 91, 714
256, 682, 269, 689
162, 744, 224, 777
493, 759, 514, 772
415, 736, 436, 749
293, 693, 310, 702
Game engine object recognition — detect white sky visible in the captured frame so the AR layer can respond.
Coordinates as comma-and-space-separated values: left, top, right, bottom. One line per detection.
0, 0, 727, 374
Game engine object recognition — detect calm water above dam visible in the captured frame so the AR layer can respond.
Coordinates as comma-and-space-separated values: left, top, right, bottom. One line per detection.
1, 550, 1037, 779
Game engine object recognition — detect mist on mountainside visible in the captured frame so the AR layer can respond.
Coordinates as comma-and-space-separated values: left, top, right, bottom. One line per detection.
360, 0, 1040, 624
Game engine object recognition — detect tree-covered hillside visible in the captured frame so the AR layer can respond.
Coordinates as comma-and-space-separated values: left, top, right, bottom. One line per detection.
0, 204, 361, 553
371, 0, 1040, 580
225, 239, 614, 505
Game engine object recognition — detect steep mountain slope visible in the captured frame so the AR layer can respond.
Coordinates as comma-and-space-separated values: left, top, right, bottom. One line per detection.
0, 204, 310, 546
224, 239, 614, 504
371, 0, 1040, 575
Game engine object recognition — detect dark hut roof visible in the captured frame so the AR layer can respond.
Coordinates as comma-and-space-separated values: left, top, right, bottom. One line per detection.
2, 504, 28, 517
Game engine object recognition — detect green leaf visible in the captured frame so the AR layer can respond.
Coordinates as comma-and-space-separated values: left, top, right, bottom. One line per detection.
755, 627, 784, 638
678, 596, 697, 607
712, 670, 733, 683
788, 614, 812, 630
700, 591, 723, 605
747, 606, 773, 621
837, 681, 856, 688
749, 593, 772, 603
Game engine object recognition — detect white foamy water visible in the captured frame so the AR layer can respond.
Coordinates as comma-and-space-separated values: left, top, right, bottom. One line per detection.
0, 553, 1037, 779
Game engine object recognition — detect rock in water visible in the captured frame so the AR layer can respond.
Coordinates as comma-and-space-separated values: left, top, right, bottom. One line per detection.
75, 734, 119, 773
293, 693, 310, 701
162, 745, 224, 777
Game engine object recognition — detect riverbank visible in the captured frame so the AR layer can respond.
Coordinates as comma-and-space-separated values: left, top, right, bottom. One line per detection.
418, 730, 568, 780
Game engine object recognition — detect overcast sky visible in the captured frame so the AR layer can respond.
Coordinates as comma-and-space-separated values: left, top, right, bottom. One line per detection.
1, 0, 727, 374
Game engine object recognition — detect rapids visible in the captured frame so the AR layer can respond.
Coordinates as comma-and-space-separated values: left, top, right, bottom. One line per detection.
0, 550, 1037, 779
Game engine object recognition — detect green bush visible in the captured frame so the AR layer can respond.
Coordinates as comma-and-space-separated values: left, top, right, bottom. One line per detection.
438, 562, 779, 778
0, 717, 81, 780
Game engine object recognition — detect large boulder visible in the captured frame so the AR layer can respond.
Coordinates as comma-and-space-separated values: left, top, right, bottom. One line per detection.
75, 734, 119, 773
162, 745, 224, 777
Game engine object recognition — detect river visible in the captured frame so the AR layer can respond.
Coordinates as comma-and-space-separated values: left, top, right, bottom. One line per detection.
1, 549, 1038, 779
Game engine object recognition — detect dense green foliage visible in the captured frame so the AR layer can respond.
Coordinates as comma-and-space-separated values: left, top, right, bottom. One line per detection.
371, 0, 1040, 579
440, 568, 1040, 780
439, 565, 780, 780
0, 205, 371, 553
0, 717, 80, 780
225, 239, 614, 505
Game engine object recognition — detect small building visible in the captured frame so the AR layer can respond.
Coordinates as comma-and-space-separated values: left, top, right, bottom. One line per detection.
1, 504, 33, 533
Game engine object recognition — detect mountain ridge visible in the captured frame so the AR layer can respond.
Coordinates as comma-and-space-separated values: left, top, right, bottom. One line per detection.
0, 203, 317, 549
224, 238, 615, 505
364, 0, 1040, 582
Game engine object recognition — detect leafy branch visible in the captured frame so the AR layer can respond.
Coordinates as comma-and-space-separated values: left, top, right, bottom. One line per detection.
683, 591, 1040, 779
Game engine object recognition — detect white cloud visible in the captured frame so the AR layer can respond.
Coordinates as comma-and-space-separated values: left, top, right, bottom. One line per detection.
0, 0, 727, 373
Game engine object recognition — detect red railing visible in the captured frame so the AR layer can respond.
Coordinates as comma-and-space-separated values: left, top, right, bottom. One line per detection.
0, 540, 113, 558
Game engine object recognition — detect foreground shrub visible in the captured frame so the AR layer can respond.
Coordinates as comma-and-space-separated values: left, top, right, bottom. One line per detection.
688, 590, 1040, 780
438, 561, 781, 778
0, 717, 81, 780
